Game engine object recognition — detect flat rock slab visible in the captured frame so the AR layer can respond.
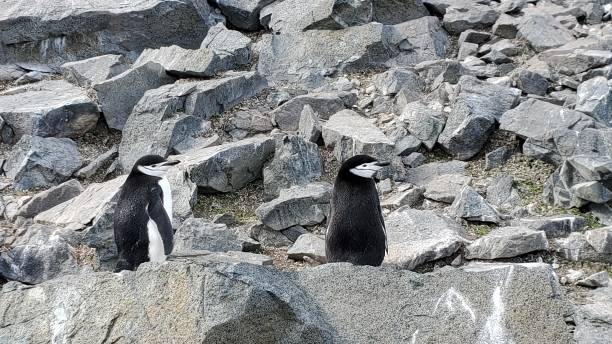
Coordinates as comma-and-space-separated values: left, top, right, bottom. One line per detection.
174, 218, 258, 254
15, 179, 83, 218
0, 261, 573, 343
34, 176, 126, 231
0, 0, 214, 65
465, 227, 549, 260
384, 207, 468, 270
323, 109, 394, 162
0, 80, 100, 142
60, 54, 129, 87
256, 182, 332, 231
512, 215, 586, 239
287, 233, 326, 263
406, 160, 468, 186
173, 136, 275, 193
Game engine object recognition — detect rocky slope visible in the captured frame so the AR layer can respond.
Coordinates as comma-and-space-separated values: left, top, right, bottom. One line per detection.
1, 0, 612, 343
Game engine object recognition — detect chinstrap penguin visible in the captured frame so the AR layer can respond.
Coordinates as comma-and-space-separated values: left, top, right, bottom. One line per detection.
326, 155, 389, 266
113, 155, 179, 272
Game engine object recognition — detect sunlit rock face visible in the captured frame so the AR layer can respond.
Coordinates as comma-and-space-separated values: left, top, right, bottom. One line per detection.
0, 261, 572, 343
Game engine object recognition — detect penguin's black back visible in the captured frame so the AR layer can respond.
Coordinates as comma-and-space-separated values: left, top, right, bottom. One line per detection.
326, 167, 386, 266
113, 173, 163, 270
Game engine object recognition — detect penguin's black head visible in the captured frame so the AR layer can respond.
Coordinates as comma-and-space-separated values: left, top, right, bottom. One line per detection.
131, 155, 180, 178
337, 155, 390, 181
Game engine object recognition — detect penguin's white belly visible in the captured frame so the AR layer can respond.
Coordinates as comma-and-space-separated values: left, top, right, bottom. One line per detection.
158, 177, 173, 224
147, 219, 166, 262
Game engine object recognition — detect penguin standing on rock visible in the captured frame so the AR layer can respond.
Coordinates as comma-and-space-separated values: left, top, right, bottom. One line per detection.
113, 155, 180, 272
326, 155, 389, 266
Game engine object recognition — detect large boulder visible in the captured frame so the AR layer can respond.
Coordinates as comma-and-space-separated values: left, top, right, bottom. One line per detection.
118, 72, 266, 171
270, 91, 355, 131
0, 261, 573, 343
93, 62, 174, 131
263, 136, 323, 201
524, 128, 612, 166
516, 15, 575, 52
0, 224, 91, 284
543, 49, 612, 76
173, 136, 276, 193
0, 80, 100, 143
323, 110, 394, 162
60, 54, 130, 87
0, 0, 215, 66
442, 5, 499, 34
258, 17, 448, 86
384, 207, 468, 269
256, 182, 332, 231
4, 135, 83, 191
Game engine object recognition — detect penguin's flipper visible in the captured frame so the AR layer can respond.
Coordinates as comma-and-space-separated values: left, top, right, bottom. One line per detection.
147, 188, 174, 255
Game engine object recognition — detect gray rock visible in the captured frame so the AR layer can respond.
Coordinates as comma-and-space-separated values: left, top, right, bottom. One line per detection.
93, 62, 174, 130
490, 39, 518, 56
486, 176, 521, 212
517, 15, 575, 52
555, 229, 612, 264
516, 215, 586, 238
393, 134, 422, 156
402, 152, 426, 168
590, 203, 612, 226
424, 174, 472, 203
15, 179, 83, 218
0, 224, 90, 284
381, 184, 425, 210
373, 68, 424, 96
118, 72, 266, 170
271, 92, 354, 131
438, 100, 496, 161
443, 5, 499, 35
371, 0, 430, 24
75, 146, 118, 179
260, 0, 373, 33
500, 99, 597, 141
0, 64, 25, 81
485, 147, 513, 170
577, 271, 610, 288
258, 18, 448, 87
481, 50, 512, 65
515, 70, 549, 96
34, 176, 126, 231
0, 259, 573, 343
135, 45, 230, 78
497, 0, 525, 13
0, 80, 100, 143
323, 110, 394, 162
524, 128, 612, 166
457, 30, 491, 46
5, 135, 82, 191
298, 105, 322, 144
175, 136, 275, 193
576, 76, 612, 126
174, 218, 258, 254
215, 0, 274, 30
287, 234, 326, 263
458, 42, 479, 61
256, 182, 332, 231
406, 160, 468, 186
263, 135, 323, 201
60, 55, 129, 87
249, 223, 293, 247
399, 101, 446, 150
200, 22, 252, 66
165, 167, 198, 222
544, 49, 612, 76
14, 71, 44, 85
573, 286, 612, 343
212, 213, 236, 226
0, 0, 215, 66
228, 110, 273, 135
454, 75, 521, 120
493, 13, 519, 38
451, 186, 501, 223
385, 207, 467, 269
465, 227, 549, 260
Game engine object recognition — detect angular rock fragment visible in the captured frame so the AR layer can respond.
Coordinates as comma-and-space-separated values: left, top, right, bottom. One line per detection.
451, 186, 501, 223
465, 227, 549, 260
60, 55, 129, 87
287, 233, 326, 263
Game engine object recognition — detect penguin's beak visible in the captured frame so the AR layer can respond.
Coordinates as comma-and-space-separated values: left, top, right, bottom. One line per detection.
162, 160, 180, 166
